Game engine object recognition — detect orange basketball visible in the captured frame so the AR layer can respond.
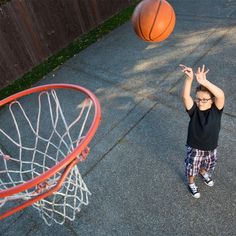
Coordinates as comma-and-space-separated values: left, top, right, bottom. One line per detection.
131, 0, 176, 42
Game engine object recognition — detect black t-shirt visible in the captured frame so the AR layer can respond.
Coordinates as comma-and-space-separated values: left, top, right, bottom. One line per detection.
186, 103, 223, 151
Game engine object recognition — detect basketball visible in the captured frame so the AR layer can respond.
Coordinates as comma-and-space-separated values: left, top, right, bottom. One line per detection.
131, 0, 176, 42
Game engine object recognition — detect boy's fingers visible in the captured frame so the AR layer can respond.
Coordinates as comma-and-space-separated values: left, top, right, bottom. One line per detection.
179, 64, 187, 69
179, 64, 192, 71
202, 64, 205, 72
183, 69, 191, 74
205, 69, 209, 74
180, 67, 190, 73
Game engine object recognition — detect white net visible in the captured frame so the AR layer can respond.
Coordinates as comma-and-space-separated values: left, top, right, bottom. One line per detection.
0, 88, 96, 225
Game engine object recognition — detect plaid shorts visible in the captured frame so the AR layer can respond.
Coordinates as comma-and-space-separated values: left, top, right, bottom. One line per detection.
185, 145, 217, 177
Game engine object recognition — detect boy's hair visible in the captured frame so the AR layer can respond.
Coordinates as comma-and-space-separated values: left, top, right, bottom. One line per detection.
195, 85, 214, 98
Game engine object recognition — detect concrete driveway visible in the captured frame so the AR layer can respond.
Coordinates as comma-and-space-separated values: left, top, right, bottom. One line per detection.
0, 0, 235, 235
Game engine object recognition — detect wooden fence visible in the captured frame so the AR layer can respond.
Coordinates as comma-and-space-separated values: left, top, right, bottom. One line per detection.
0, 0, 133, 88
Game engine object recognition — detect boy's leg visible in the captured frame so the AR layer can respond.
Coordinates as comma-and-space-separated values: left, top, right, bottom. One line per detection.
185, 146, 201, 198
187, 177, 200, 198
199, 168, 206, 175
200, 168, 214, 186
199, 149, 217, 186
188, 176, 195, 184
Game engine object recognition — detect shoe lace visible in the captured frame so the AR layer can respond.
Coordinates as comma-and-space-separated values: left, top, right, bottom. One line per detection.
190, 185, 198, 193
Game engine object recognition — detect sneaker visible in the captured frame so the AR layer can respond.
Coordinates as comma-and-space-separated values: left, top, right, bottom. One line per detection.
188, 184, 200, 198
200, 173, 214, 187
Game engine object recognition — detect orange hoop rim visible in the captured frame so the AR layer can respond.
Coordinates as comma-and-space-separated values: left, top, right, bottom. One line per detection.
0, 83, 101, 198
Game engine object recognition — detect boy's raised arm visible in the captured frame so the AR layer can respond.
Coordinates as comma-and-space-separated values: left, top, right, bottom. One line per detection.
179, 64, 194, 110
195, 65, 225, 110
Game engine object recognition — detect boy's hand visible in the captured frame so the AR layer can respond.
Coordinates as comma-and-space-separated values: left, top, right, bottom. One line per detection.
179, 64, 194, 80
195, 65, 209, 85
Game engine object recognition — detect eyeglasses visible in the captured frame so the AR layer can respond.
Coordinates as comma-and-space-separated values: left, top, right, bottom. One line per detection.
194, 97, 212, 103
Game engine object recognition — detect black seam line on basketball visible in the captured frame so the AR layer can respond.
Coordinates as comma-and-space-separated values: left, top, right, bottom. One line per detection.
151, 7, 174, 41
149, 0, 162, 41
82, 100, 158, 178
138, 4, 148, 40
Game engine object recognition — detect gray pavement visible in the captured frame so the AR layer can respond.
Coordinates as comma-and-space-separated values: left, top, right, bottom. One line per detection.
0, 0, 236, 235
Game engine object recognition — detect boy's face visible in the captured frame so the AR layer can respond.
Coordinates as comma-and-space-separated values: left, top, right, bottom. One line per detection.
195, 91, 213, 111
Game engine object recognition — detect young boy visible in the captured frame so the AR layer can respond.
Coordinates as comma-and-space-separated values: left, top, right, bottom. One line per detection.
179, 64, 225, 198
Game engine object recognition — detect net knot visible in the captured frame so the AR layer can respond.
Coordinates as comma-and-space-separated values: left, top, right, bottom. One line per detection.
36, 181, 50, 194
2, 155, 11, 161
78, 146, 90, 161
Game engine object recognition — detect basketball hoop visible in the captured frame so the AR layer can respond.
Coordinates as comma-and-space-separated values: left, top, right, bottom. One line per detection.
0, 84, 101, 225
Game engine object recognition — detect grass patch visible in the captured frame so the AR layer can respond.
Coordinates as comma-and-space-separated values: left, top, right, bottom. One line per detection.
0, 0, 10, 6
0, 0, 140, 100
